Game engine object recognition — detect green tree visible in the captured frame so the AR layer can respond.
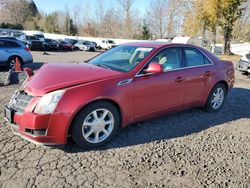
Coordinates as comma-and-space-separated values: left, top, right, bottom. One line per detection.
0, 22, 23, 30
69, 19, 78, 35
218, 0, 246, 54
63, 12, 78, 35
44, 12, 60, 33
139, 23, 152, 40
27, 0, 39, 17
196, 0, 220, 52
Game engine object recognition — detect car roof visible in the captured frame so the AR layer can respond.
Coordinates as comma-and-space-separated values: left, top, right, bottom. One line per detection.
0, 37, 25, 46
0, 36, 18, 40
120, 42, 201, 49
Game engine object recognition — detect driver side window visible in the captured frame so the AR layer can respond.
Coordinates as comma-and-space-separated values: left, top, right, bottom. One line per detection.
149, 48, 182, 71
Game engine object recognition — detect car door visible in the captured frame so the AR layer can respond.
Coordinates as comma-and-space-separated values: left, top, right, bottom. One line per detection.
183, 47, 214, 104
133, 47, 187, 119
0, 40, 8, 65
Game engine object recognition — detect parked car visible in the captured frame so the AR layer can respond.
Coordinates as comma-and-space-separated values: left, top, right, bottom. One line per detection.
90, 41, 97, 48
57, 40, 73, 51
64, 38, 78, 45
74, 40, 96, 51
99, 39, 116, 50
0, 38, 33, 69
4, 43, 234, 149
26, 35, 44, 51
236, 52, 250, 75
43, 38, 60, 51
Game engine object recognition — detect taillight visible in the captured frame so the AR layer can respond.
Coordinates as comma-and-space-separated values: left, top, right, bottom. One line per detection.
25, 47, 30, 52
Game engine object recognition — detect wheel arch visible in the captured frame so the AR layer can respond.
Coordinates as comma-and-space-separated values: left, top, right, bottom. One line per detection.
214, 80, 229, 93
67, 98, 122, 137
8, 55, 24, 64
204, 80, 229, 106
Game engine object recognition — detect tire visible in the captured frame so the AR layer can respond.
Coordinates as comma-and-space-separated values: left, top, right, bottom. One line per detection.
7, 56, 22, 70
205, 83, 227, 112
242, 72, 249, 76
71, 101, 120, 149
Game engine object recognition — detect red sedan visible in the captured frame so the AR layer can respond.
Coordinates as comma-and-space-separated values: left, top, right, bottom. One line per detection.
58, 40, 73, 51
4, 43, 235, 149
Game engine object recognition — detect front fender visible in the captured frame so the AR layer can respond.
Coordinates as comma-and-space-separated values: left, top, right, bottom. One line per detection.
49, 78, 134, 143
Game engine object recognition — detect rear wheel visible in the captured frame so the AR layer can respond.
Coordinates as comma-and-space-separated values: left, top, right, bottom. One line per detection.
71, 101, 120, 149
7, 56, 22, 70
205, 83, 227, 112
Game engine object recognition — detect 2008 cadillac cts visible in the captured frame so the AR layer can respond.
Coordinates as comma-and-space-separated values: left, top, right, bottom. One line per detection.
4, 43, 235, 149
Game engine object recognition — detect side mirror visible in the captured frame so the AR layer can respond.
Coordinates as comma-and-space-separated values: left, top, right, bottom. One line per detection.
144, 62, 164, 74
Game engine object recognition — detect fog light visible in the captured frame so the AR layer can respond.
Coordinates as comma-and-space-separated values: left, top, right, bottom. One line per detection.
25, 128, 47, 136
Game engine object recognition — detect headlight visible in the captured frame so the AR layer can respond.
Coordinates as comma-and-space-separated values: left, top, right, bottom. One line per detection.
34, 90, 65, 114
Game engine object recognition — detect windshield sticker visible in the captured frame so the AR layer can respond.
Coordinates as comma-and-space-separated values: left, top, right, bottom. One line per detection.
136, 48, 153, 52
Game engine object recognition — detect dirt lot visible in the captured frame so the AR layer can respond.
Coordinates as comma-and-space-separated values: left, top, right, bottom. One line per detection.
0, 51, 249, 188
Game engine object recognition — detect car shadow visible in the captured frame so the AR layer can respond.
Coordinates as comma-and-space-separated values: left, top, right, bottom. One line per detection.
62, 87, 250, 153
23, 62, 44, 71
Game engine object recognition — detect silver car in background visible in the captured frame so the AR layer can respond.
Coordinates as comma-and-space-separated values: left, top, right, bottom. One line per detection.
237, 52, 250, 75
74, 40, 96, 51
0, 38, 33, 69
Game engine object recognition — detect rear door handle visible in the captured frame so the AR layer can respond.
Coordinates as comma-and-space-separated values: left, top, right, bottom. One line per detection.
175, 77, 185, 83
205, 71, 212, 76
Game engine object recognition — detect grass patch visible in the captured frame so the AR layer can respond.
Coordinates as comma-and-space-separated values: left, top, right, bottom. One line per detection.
219, 55, 241, 63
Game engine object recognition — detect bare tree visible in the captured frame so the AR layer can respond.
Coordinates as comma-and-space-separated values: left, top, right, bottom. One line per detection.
146, 0, 168, 39
2, 0, 30, 24
118, 0, 135, 38
232, 1, 250, 43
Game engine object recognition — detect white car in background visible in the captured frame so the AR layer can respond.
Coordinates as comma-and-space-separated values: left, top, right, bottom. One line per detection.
99, 39, 116, 50
74, 41, 96, 51
236, 52, 250, 75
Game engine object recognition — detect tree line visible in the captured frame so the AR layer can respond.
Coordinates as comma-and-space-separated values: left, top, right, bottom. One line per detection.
183, 0, 249, 54
0, 0, 249, 54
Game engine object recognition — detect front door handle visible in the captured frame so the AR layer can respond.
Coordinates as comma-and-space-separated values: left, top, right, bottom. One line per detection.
175, 77, 185, 83
205, 71, 212, 76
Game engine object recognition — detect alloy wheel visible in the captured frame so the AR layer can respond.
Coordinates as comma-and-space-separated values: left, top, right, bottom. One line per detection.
211, 87, 225, 110
82, 109, 114, 144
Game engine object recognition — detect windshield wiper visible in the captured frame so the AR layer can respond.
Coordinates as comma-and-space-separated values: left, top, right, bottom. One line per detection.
95, 64, 112, 70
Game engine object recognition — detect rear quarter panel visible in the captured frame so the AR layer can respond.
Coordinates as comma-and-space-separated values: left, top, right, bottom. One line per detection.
206, 60, 234, 98
199, 48, 235, 103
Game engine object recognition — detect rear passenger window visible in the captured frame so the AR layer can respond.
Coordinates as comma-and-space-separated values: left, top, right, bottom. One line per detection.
184, 48, 211, 67
6, 41, 21, 48
0, 40, 5, 48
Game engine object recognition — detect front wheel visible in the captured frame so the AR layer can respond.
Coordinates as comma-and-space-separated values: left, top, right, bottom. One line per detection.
205, 83, 227, 112
71, 101, 120, 149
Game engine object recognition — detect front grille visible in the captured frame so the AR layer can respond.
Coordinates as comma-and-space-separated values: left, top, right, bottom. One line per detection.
9, 91, 33, 114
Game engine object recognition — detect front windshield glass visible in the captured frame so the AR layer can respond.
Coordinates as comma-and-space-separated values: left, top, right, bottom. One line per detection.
108, 40, 115, 44
89, 45, 154, 72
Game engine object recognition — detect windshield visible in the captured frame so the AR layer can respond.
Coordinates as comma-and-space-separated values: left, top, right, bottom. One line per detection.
89, 45, 154, 72
108, 40, 115, 44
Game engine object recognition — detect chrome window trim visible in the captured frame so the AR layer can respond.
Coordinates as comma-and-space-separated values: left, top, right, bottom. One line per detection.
135, 46, 214, 77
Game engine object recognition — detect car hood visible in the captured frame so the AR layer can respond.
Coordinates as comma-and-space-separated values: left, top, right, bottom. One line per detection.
241, 53, 250, 63
24, 63, 122, 96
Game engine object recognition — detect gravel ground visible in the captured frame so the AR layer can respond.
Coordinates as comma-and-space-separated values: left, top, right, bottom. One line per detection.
0, 52, 249, 188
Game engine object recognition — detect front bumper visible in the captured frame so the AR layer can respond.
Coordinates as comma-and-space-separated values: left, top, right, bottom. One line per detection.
4, 107, 56, 145
4, 106, 69, 145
